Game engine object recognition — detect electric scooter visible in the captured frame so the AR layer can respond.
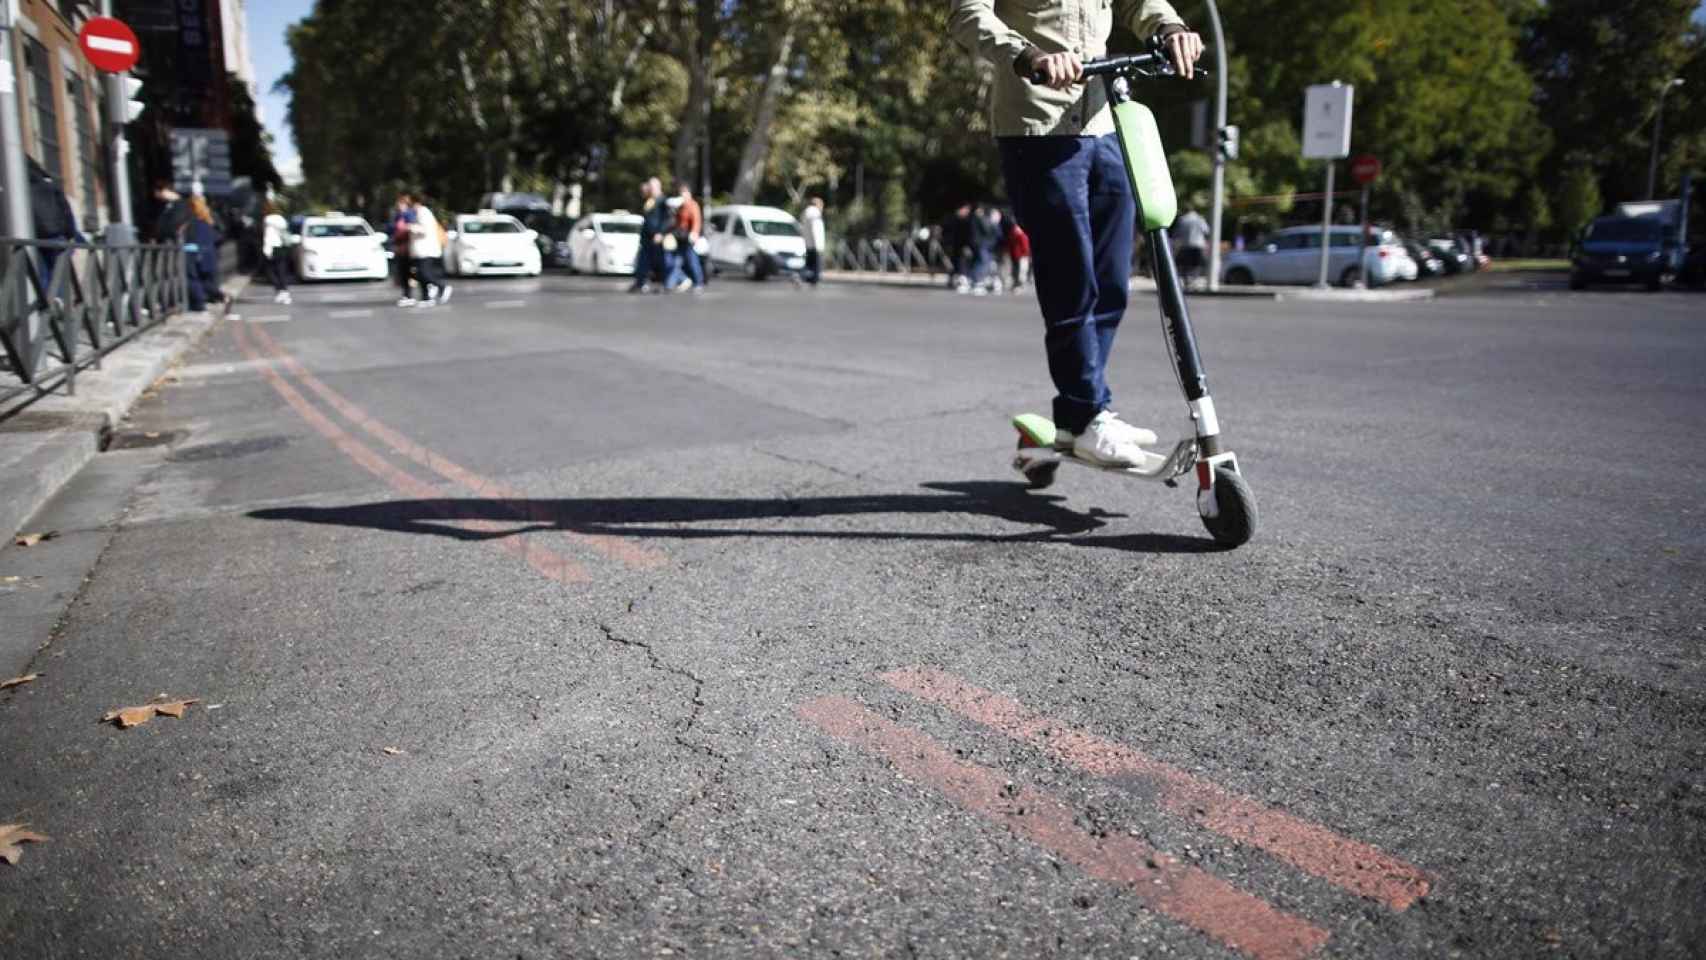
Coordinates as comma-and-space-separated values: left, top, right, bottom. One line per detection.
1010, 40, 1258, 548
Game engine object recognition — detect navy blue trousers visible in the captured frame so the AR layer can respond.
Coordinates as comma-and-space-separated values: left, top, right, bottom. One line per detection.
998, 134, 1135, 433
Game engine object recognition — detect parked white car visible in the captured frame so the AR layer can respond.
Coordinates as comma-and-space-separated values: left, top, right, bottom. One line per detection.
444, 212, 542, 277
705, 205, 807, 280
1221, 225, 1416, 287
293, 214, 388, 282
567, 212, 643, 275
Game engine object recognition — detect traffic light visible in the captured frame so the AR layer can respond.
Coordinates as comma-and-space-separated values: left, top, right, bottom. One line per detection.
1217, 125, 1240, 162
107, 74, 144, 125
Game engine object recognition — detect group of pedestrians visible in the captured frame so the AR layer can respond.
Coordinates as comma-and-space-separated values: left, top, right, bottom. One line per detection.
629, 178, 708, 294
387, 192, 454, 308
942, 202, 1030, 295
150, 180, 234, 314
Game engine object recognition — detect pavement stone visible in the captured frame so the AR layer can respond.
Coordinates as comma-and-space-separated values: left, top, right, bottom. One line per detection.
0, 280, 240, 544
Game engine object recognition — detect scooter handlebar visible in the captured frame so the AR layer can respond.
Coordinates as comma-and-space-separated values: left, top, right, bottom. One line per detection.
1025, 37, 1210, 85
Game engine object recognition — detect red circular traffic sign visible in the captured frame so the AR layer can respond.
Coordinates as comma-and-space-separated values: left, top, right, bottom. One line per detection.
1350, 154, 1382, 185
78, 17, 141, 73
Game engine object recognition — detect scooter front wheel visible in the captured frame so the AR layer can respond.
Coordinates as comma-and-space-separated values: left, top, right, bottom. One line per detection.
1200, 465, 1258, 547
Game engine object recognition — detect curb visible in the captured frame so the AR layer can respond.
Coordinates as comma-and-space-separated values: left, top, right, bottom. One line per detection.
0, 276, 243, 542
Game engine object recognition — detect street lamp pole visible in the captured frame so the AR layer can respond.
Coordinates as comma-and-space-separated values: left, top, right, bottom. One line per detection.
1647, 78, 1684, 201
0, 0, 35, 244
1204, 0, 1228, 292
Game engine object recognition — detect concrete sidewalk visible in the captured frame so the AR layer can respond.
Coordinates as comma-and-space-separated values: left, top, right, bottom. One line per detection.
0, 279, 240, 543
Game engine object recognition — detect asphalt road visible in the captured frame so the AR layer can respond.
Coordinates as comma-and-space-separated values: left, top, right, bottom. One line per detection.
2, 270, 1703, 959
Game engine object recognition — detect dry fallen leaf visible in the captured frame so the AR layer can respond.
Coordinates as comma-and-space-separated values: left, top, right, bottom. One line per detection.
13, 531, 59, 547
0, 824, 48, 865
102, 698, 200, 728
1, 673, 42, 690
144, 431, 161, 439
2, 575, 20, 583
381, 747, 405, 756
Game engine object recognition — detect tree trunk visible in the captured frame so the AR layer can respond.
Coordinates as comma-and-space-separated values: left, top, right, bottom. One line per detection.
671, 0, 716, 190
729, 22, 795, 205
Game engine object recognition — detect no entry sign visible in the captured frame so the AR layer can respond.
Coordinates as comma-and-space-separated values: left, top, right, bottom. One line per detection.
1351, 154, 1382, 185
78, 17, 141, 74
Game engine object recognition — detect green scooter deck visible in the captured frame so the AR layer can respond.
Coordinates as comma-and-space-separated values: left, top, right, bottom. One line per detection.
1011, 413, 1058, 448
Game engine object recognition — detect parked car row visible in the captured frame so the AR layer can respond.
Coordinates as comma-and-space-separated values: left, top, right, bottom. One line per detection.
562, 204, 808, 281
1218, 226, 1487, 288
279, 209, 545, 282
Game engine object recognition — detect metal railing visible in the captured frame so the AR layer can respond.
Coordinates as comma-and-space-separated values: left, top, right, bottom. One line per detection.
828, 235, 957, 277
0, 237, 187, 409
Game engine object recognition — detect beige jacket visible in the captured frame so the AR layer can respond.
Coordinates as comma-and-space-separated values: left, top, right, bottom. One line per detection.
949, 0, 1186, 138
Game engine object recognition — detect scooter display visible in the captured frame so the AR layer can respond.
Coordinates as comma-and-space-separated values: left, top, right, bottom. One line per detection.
1009, 41, 1257, 547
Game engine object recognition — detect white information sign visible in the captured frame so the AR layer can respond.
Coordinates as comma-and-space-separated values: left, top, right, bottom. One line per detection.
1302, 82, 1354, 159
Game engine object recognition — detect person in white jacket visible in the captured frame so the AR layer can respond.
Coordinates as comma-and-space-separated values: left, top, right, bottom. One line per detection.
408, 197, 452, 306
260, 202, 291, 305
799, 196, 826, 287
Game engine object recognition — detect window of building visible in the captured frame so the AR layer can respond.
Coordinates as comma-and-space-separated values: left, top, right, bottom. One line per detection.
68, 73, 100, 228
23, 36, 62, 182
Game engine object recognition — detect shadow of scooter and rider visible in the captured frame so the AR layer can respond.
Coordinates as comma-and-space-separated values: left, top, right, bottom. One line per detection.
249, 481, 1224, 554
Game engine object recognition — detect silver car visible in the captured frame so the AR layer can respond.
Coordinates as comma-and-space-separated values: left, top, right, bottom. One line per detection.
1222, 225, 1415, 287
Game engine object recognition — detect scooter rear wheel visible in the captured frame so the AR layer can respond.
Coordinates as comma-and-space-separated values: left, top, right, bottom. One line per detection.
1200, 465, 1257, 547
1022, 461, 1060, 490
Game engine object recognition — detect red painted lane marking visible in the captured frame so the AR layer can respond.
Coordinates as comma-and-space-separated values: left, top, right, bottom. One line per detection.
878, 667, 1432, 910
243, 323, 668, 572
231, 323, 590, 584
798, 696, 1329, 960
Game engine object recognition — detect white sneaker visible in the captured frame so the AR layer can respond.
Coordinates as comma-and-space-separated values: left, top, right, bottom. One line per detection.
436, 284, 454, 304
397, 297, 417, 308
273, 291, 288, 304
280, 291, 292, 306
1070, 411, 1159, 467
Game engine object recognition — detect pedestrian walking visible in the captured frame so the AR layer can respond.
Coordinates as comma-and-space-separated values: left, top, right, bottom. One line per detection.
630, 179, 663, 293
409, 195, 452, 306
151, 181, 189, 244
949, 0, 1203, 467
674, 181, 706, 292
27, 158, 80, 292
638, 178, 678, 293
389, 193, 418, 307
942, 204, 975, 291
1007, 218, 1032, 292
260, 202, 292, 305
975, 207, 1005, 294
184, 195, 222, 313
1172, 205, 1210, 288
800, 196, 826, 287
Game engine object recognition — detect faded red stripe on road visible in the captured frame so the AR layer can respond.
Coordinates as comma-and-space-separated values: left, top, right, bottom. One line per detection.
878, 667, 1431, 910
244, 323, 668, 572
798, 696, 1329, 960
231, 322, 589, 584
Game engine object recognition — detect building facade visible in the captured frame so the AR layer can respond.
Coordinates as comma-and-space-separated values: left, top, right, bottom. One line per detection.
8, 0, 115, 232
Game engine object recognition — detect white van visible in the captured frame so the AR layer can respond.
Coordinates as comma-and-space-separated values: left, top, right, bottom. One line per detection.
705, 205, 807, 280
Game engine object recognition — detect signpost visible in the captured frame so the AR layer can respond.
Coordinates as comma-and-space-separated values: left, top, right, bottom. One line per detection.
1303, 82, 1353, 287
170, 128, 233, 197
77, 17, 141, 73
1350, 154, 1381, 288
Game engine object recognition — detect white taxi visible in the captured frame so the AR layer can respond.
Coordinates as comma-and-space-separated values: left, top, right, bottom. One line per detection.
294, 214, 388, 282
445, 212, 543, 277
567, 212, 643, 275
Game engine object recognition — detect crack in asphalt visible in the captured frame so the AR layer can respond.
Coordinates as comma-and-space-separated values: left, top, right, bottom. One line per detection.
752, 445, 866, 481
596, 620, 732, 844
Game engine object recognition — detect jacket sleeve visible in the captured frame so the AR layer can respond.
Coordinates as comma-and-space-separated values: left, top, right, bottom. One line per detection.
948, 0, 1032, 74
1116, 0, 1187, 40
